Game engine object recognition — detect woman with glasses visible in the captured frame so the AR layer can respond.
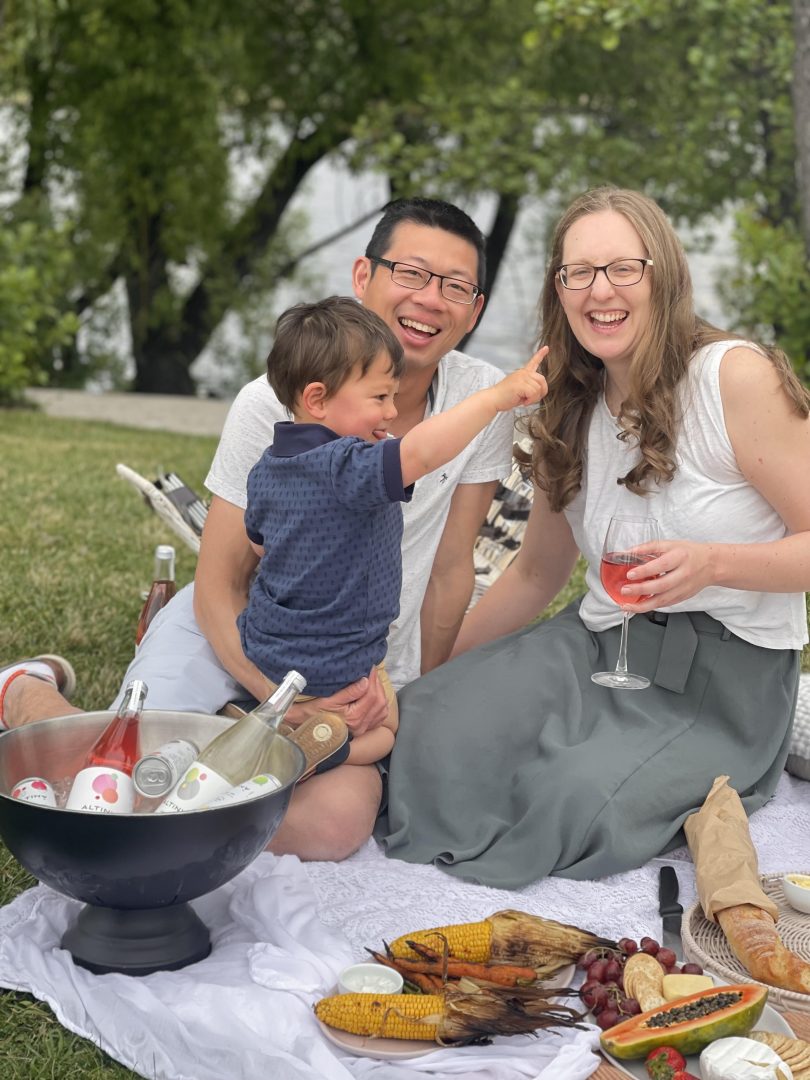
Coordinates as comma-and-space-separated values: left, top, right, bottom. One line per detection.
377, 186, 810, 888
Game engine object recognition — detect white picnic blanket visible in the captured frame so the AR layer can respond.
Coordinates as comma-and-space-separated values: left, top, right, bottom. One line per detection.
0, 771, 808, 1080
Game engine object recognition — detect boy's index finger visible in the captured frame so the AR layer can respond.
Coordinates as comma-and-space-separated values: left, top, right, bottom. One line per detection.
524, 345, 549, 374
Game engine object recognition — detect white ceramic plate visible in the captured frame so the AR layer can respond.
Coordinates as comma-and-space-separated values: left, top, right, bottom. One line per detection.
316, 962, 576, 1061
600, 1003, 795, 1079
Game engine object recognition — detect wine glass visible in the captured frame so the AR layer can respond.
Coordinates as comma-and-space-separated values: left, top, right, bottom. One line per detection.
591, 515, 661, 690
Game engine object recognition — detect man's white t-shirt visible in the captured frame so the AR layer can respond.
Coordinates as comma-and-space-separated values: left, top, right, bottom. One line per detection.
206, 350, 514, 689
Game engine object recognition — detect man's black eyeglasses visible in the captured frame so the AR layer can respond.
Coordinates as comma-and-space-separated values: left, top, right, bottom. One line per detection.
369, 257, 481, 305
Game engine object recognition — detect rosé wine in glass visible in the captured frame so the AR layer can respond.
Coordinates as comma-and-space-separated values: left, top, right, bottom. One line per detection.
592, 516, 661, 690
600, 552, 656, 606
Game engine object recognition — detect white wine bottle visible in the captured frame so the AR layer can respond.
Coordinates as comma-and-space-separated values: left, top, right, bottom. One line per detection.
156, 670, 306, 813
203, 773, 283, 809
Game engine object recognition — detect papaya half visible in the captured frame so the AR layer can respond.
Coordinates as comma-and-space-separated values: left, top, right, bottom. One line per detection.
600, 983, 768, 1060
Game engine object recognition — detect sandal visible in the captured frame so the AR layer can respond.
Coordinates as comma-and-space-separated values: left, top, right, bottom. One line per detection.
279, 713, 350, 781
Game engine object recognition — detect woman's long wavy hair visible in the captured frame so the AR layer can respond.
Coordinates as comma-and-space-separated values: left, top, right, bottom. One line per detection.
523, 187, 810, 512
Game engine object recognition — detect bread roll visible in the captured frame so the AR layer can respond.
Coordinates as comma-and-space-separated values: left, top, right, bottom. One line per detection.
717, 903, 810, 994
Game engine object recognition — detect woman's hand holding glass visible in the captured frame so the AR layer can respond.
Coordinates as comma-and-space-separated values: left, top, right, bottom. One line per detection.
615, 538, 718, 610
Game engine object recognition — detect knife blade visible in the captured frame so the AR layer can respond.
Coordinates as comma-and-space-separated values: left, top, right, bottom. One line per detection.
658, 864, 684, 961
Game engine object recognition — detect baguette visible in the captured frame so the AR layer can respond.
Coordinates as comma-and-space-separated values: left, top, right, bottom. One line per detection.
717, 903, 810, 994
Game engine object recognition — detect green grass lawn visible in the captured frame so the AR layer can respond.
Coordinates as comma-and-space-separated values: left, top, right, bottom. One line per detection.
0, 406, 807, 1078
0, 408, 217, 1079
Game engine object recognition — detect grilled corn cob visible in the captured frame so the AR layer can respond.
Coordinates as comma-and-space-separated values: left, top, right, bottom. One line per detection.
388, 909, 615, 969
314, 986, 584, 1044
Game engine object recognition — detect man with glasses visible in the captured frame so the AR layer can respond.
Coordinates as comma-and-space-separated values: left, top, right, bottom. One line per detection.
7, 198, 514, 860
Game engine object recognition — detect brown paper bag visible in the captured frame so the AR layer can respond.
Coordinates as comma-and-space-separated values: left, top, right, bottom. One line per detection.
683, 774, 778, 923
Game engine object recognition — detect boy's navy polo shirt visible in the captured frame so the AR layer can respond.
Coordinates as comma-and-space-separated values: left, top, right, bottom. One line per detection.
238, 422, 414, 696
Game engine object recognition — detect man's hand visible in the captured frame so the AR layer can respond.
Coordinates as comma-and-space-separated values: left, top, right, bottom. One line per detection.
283, 666, 388, 734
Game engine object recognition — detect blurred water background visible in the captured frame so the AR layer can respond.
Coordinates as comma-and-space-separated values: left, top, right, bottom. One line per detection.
191, 160, 734, 396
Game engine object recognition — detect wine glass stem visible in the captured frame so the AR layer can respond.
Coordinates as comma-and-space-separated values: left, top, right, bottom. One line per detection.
616, 612, 631, 675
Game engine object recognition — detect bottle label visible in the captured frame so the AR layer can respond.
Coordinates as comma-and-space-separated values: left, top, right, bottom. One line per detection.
11, 776, 57, 807
65, 767, 135, 814
204, 773, 283, 809
155, 762, 232, 813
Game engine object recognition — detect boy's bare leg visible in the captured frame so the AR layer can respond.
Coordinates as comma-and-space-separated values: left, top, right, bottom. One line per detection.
267, 762, 382, 861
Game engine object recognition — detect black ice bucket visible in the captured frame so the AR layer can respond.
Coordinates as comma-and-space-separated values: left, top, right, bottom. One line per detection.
0, 710, 305, 976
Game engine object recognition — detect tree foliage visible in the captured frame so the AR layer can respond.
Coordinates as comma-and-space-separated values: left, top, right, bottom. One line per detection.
0, 0, 806, 394
0, 204, 79, 403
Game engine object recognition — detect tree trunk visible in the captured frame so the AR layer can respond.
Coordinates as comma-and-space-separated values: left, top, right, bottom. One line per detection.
792, 0, 810, 258
123, 130, 339, 393
169, 130, 339, 379
131, 331, 197, 394
125, 208, 196, 394
460, 191, 521, 355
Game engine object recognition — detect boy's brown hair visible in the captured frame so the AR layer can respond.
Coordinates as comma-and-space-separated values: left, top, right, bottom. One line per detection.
267, 296, 405, 410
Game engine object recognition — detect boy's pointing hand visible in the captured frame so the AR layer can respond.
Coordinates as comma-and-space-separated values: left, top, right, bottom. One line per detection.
493, 346, 549, 410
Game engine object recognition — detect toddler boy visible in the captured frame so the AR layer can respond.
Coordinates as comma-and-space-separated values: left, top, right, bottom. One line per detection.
239, 296, 547, 765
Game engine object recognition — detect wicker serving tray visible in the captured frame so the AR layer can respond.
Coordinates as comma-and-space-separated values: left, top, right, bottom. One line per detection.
682, 872, 810, 1014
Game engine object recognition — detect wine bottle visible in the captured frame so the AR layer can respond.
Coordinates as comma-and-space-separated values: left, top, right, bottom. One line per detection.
65, 679, 148, 814
157, 670, 306, 813
135, 544, 177, 645
11, 776, 57, 807
203, 772, 283, 809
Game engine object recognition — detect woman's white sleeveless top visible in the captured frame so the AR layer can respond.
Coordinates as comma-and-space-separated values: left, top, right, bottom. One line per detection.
566, 340, 808, 649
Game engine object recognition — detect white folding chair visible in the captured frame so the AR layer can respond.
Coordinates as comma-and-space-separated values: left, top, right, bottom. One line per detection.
116, 464, 206, 555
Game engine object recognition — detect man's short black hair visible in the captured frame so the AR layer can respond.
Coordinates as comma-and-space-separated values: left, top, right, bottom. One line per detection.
365, 197, 486, 288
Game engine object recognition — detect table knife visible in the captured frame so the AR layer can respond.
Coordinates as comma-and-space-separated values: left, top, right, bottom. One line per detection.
658, 864, 684, 961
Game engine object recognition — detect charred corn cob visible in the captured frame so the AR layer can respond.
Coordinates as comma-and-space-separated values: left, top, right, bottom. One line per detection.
314, 986, 584, 1044
388, 909, 615, 968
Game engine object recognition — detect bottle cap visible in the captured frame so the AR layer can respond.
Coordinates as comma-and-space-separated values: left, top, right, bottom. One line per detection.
133, 757, 173, 797
286, 670, 307, 694
124, 678, 149, 701
156, 544, 175, 560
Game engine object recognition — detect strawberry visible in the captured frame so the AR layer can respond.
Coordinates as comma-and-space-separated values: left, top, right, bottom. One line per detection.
673, 1073, 699, 1080
645, 1046, 688, 1079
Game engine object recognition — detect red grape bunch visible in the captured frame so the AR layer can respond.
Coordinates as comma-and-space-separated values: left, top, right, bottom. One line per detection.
577, 935, 704, 1031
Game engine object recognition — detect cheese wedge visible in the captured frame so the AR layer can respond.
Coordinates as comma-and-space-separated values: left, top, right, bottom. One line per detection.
662, 972, 715, 1000
700, 1036, 793, 1080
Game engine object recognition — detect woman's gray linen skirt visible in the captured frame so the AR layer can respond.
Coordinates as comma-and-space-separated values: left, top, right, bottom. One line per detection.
375, 603, 800, 888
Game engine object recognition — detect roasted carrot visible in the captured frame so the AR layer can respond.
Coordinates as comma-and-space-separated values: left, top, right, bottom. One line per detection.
405, 940, 539, 984
409, 971, 443, 993
364, 949, 443, 994
371, 948, 537, 987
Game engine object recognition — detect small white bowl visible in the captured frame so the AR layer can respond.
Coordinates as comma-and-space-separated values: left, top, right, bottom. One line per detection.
782, 873, 810, 914
337, 961, 404, 995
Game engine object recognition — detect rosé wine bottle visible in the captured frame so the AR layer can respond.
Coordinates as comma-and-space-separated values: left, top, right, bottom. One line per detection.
65, 679, 147, 814
135, 545, 176, 645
